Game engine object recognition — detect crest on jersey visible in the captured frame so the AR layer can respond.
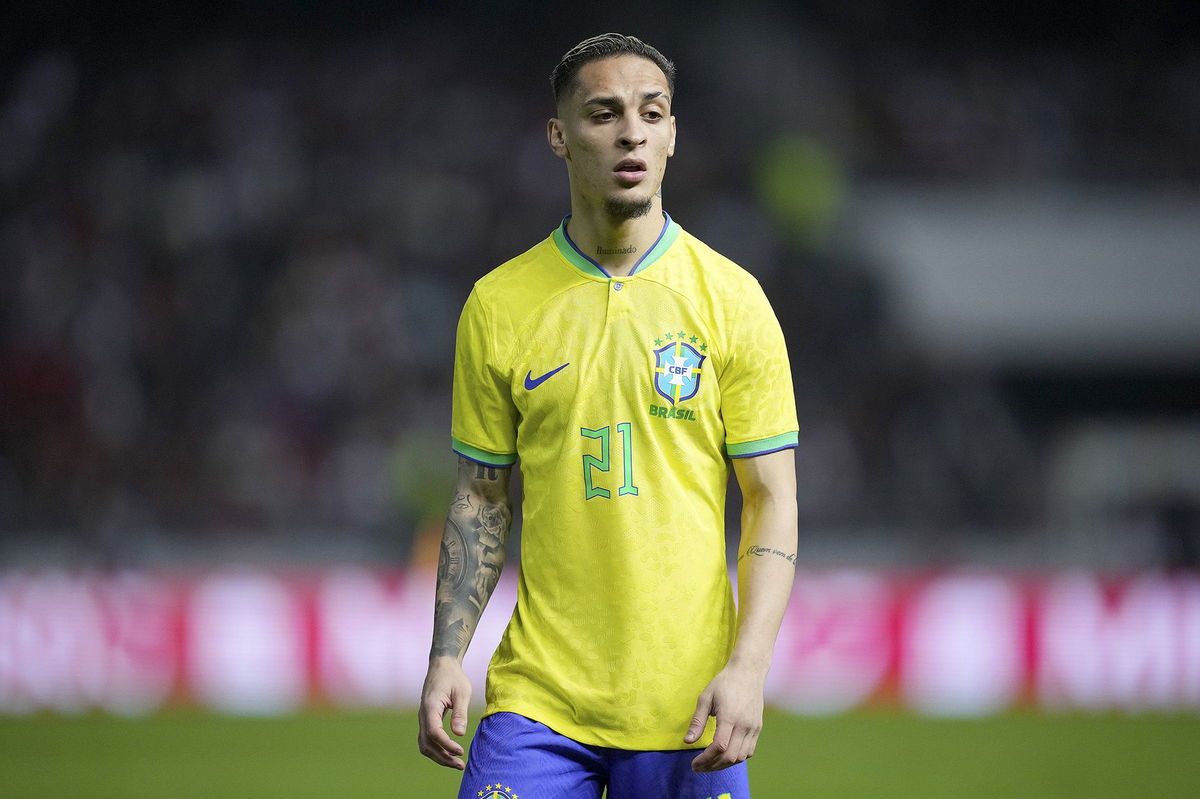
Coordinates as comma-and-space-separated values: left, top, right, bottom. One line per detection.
653, 340, 706, 404
475, 784, 518, 799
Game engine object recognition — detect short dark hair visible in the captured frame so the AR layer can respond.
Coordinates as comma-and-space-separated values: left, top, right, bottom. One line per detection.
550, 33, 676, 106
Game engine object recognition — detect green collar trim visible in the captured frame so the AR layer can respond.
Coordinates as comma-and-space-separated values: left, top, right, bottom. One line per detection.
552, 212, 681, 278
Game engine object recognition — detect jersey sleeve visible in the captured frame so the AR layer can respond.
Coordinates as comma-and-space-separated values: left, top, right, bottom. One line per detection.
451, 288, 518, 467
719, 279, 799, 458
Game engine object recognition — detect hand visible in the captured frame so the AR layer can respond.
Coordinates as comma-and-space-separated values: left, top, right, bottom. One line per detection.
684, 661, 766, 772
417, 656, 472, 769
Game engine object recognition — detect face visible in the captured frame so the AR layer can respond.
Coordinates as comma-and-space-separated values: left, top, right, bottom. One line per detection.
548, 54, 677, 220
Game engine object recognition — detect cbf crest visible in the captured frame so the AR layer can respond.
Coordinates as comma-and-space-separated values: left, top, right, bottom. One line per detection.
653, 332, 707, 405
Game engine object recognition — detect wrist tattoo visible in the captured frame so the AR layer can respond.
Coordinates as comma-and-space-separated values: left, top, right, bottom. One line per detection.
740, 545, 797, 565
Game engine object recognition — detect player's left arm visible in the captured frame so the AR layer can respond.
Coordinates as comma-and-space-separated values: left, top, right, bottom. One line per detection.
688, 447, 797, 772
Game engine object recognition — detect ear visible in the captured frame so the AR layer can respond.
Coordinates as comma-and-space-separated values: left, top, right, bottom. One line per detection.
547, 118, 569, 159
667, 116, 677, 158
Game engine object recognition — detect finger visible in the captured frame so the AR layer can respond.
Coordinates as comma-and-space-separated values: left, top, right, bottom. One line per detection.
450, 686, 470, 737
741, 725, 761, 761
691, 719, 733, 772
417, 726, 466, 769
428, 746, 467, 770
418, 733, 466, 770
711, 716, 733, 755
440, 745, 466, 771
426, 725, 465, 757
691, 740, 724, 772
683, 691, 713, 744
421, 699, 465, 756
722, 726, 749, 768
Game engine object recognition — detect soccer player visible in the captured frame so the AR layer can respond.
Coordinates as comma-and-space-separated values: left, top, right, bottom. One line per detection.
417, 33, 799, 799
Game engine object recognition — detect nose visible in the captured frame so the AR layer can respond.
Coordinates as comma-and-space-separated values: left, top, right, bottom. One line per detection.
618, 117, 647, 149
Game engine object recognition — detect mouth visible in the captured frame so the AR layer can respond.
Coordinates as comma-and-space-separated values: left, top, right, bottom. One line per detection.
613, 158, 648, 184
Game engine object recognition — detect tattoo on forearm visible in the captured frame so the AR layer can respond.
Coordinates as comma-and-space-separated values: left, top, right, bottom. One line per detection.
739, 545, 797, 565
437, 518, 468, 590
431, 459, 512, 659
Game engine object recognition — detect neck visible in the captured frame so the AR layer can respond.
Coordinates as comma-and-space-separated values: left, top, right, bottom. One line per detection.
565, 197, 665, 277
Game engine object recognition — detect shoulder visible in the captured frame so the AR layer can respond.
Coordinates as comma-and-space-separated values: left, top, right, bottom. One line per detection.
473, 236, 559, 298
670, 227, 764, 295
464, 232, 586, 338
651, 225, 770, 318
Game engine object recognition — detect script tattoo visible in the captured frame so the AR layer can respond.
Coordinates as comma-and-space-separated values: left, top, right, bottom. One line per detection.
739, 545, 797, 565
431, 457, 512, 660
596, 244, 637, 255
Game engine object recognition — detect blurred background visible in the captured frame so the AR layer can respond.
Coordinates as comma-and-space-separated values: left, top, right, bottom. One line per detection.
3, 0, 1200, 570
4, 0, 1200, 568
2, 1, 1199, 796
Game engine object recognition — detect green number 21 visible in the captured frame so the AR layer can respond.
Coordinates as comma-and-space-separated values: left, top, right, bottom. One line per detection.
580, 422, 638, 499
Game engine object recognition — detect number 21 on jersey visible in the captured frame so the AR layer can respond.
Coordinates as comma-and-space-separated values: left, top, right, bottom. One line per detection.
580, 422, 638, 499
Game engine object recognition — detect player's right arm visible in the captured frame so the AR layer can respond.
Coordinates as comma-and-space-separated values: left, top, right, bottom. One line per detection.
417, 455, 513, 770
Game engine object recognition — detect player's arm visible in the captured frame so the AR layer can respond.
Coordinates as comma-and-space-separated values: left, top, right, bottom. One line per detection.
688, 447, 797, 772
417, 455, 513, 770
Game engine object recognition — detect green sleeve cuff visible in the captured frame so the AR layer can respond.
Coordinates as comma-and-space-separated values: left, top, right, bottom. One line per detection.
726, 431, 798, 459
451, 437, 517, 468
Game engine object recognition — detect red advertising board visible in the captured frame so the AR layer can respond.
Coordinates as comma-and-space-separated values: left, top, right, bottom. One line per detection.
2, 569, 1198, 715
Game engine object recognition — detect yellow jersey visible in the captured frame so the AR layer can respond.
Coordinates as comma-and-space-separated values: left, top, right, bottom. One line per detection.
451, 213, 798, 750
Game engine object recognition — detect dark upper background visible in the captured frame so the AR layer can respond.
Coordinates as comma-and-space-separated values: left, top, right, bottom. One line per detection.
2, 0, 1198, 568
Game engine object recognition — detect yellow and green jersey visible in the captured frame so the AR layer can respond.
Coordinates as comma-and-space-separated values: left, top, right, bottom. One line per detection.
452, 213, 798, 750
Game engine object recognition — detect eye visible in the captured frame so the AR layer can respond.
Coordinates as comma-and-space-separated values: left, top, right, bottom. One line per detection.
592, 110, 617, 122
643, 110, 663, 121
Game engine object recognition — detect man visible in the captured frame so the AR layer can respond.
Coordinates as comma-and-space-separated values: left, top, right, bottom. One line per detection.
418, 33, 799, 799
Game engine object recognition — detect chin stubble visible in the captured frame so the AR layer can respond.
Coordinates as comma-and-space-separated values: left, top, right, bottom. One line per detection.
603, 196, 653, 220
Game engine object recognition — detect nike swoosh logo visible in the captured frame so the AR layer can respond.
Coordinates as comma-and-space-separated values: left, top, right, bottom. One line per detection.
524, 363, 570, 390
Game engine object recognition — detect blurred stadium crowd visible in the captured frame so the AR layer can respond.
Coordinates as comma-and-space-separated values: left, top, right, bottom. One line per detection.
2, 3, 1197, 567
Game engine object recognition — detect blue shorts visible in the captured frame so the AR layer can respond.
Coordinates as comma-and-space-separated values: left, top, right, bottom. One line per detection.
457, 712, 750, 799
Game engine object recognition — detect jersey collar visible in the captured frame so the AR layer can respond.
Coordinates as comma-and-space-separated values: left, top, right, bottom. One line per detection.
552, 212, 681, 279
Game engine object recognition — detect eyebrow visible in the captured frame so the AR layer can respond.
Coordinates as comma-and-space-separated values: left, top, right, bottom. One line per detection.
582, 91, 670, 108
